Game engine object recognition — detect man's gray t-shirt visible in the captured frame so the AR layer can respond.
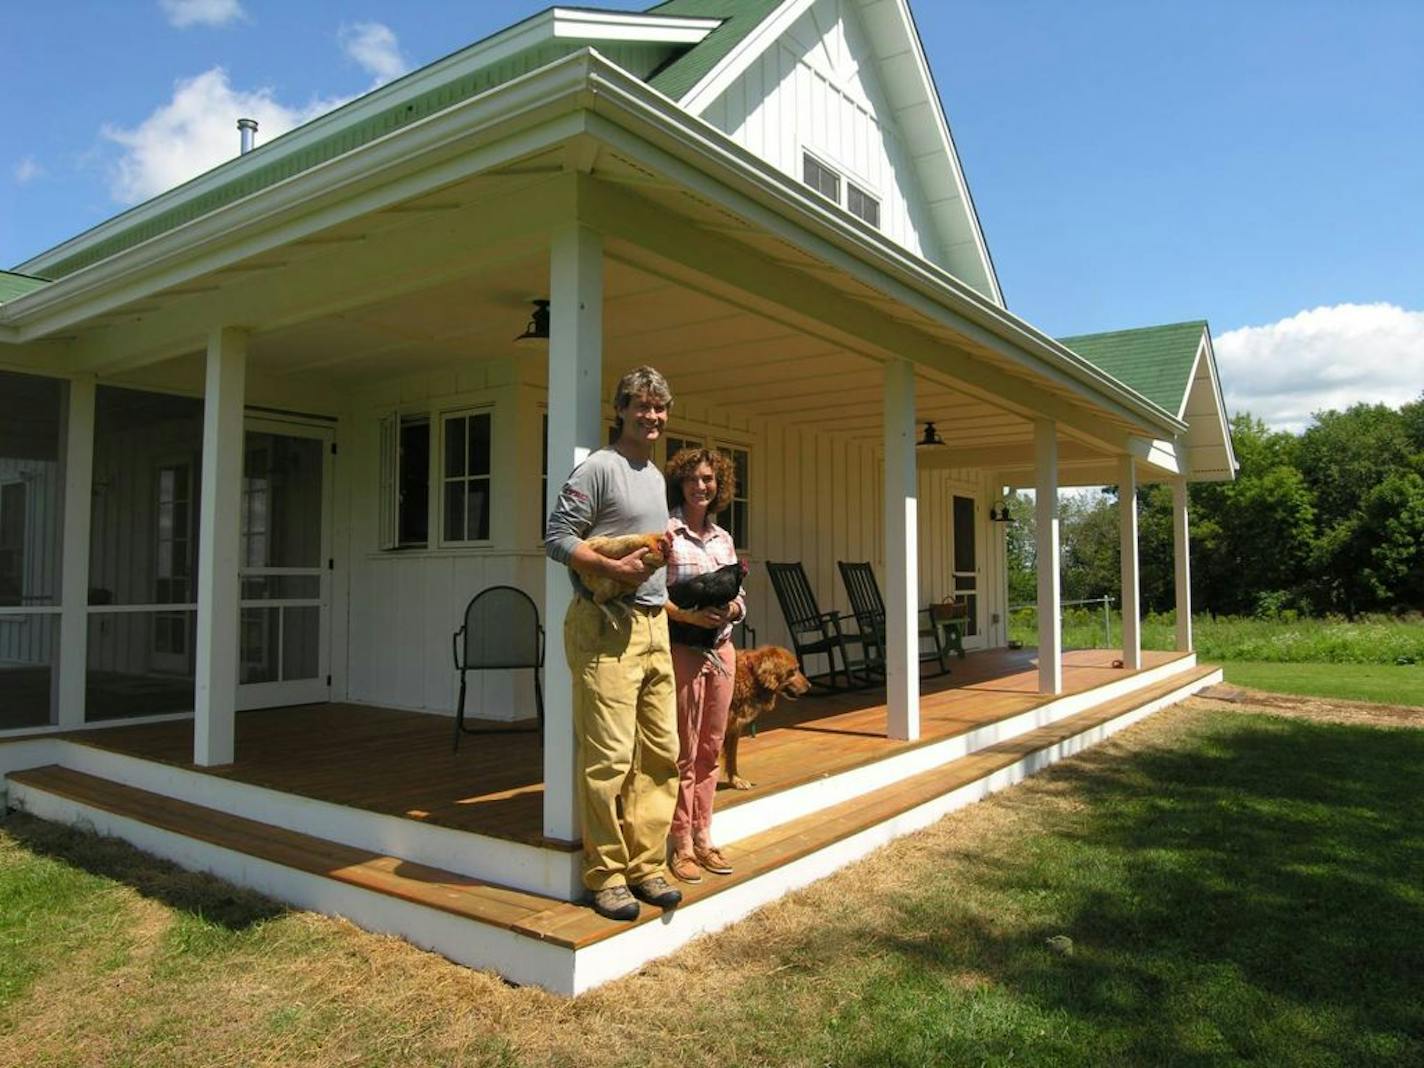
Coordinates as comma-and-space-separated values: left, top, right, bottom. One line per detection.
544, 447, 669, 607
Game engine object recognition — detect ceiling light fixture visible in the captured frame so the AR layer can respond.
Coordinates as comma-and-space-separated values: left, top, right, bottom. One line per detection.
514, 299, 550, 343
916, 421, 946, 447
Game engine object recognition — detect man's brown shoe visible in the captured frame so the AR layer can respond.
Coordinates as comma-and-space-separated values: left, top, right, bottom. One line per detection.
630, 875, 683, 909
669, 854, 703, 883
588, 885, 639, 921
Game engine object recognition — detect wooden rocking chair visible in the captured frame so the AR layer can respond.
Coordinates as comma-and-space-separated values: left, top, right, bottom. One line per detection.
764, 561, 872, 690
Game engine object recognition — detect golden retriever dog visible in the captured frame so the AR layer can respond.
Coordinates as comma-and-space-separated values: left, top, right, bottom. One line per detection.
724, 646, 811, 790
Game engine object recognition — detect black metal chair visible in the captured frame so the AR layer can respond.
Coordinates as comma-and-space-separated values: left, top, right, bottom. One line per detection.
837, 561, 952, 678
452, 585, 544, 752
765, 561, 871, 690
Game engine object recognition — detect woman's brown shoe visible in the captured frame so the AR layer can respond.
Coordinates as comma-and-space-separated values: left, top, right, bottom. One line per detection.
694, 846, 733, 875
669, 853, 703, 883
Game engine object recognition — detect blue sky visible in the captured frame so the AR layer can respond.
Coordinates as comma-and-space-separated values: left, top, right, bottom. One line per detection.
4, 1, 1422, 428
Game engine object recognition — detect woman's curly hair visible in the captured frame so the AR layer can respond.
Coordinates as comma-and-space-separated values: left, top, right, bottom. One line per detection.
666, 446, 736, 516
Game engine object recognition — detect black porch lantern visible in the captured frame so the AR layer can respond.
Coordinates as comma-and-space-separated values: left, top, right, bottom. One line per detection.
988, 498, 1015, 523
916, 421, 946, 447
514, 299, 550, 343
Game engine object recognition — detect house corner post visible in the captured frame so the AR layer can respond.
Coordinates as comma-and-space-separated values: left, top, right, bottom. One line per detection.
56, 376, 96, 728
1172, 476, 1193, 653
194, 327, 247, 767
1118, 456, 1142, 670
883, 359, 920, 740
543, 221, 603, 844
1034, 419, 1062, 694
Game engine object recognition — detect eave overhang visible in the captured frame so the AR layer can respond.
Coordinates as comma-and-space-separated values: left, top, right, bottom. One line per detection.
2, 49, 1183, 441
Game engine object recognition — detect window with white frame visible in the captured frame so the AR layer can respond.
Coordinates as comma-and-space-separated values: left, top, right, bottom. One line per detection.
377, 413, 430, 549
846, 181, 880, 227
802, 151, 880, 230
441, 410, 492, 544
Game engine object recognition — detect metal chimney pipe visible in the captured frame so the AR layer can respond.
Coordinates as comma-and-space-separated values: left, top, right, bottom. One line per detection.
237, 117, 258, 155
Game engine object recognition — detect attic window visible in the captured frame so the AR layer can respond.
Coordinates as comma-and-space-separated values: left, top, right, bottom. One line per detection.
847, 183, 880, 228
802, 153, 840, 203
802, 152, 880, 230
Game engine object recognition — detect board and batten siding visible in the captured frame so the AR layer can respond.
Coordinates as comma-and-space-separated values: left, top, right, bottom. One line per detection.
339, 362, 1002, 717
698, 0, 943, 266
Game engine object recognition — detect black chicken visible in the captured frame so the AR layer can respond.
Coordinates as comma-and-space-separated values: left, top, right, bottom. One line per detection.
667, 560, 747, 651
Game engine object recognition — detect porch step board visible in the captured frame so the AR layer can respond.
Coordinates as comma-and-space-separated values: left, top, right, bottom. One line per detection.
7, 663, 1221, 994
710, 654, 1211, 846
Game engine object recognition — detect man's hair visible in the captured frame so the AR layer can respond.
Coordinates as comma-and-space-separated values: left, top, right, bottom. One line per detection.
611, 366, 672, 432
666, 446, 736, 515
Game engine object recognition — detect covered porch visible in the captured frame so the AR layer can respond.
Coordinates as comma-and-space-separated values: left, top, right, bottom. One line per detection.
49, 646, 1199, 848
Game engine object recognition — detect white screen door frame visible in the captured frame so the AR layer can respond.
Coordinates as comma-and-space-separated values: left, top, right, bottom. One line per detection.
236, 416, 334, 710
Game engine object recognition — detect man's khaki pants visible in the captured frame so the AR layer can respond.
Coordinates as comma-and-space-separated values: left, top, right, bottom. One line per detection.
565, 597, 679, 891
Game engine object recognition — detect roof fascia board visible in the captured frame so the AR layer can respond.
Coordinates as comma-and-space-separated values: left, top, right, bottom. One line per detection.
1198, 329, 1239, 475
2, 56, 600, 338
16, 10, 715, 278
677, 0, 810, 113
878, 0, 1003, 305
579, 61, 1183, 435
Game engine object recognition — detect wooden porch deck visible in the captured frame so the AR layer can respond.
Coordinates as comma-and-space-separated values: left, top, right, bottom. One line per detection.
63, 647, 1188, 848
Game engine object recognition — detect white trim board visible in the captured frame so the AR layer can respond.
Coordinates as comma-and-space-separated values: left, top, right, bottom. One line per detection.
52, 740, 582, 901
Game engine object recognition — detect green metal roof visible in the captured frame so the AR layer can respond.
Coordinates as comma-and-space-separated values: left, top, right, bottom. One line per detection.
645, 0, 784, 101
1059, 320, 1206, 417
0, 270, 51, 303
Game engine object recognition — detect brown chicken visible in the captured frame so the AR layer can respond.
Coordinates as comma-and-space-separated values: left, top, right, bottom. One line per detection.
573, 532, 673, 608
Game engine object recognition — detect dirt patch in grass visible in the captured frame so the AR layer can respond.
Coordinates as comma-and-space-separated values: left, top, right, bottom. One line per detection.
1196, 683, 1424, 729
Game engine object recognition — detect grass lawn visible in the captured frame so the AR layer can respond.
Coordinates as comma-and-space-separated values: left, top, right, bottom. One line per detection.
1224, 660, 1424, 706
4, 698, 1423, 1066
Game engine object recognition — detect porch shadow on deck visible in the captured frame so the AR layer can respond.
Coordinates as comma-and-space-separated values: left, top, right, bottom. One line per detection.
62, 647, 1189, 848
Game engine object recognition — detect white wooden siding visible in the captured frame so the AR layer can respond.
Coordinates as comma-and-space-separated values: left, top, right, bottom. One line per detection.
699, 0, 943, 265
340, 360, 1003, 715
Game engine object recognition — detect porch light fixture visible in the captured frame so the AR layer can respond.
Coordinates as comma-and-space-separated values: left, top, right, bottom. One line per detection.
514, 299, 550, 343
988, 498, 1015, 523
916, 421, 946, 447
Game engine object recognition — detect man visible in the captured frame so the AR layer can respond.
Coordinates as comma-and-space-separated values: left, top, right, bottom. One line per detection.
544, 366, 683, 920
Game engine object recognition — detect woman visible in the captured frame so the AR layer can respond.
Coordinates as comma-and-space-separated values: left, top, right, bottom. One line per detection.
664, 446, 746, 882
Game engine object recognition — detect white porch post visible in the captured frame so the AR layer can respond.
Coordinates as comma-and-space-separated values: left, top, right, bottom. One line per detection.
194, 327, 247, 767
1118, 456, 1142, 670
543, 223, 603, 843
1034, 418, 1062, 694
56, 376, 95, 728
883, 358, 919, 741
1172, 476, 1194, 653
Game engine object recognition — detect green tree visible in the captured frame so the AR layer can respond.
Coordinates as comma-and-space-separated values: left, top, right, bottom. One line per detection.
1297, 404, 1416, 613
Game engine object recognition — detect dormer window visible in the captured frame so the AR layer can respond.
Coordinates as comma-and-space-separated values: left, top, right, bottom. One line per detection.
802, 151, 879, 229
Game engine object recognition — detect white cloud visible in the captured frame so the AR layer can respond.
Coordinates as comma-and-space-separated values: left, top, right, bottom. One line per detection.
1214, 303, 1424, 432
101, 68, 347, 204
340, 22, 409, 85
159, 0, 245, 29
13, 157, 43, 184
